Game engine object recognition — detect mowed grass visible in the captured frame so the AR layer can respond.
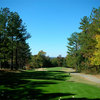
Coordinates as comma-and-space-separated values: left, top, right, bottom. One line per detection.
0, 67, 100, 100
47, 67, 63, 71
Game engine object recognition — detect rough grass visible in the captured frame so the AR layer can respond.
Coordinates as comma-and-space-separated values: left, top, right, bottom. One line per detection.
0, 67, 100, 100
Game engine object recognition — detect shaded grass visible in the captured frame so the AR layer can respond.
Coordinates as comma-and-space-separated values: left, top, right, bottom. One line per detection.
0, 67, 100, 100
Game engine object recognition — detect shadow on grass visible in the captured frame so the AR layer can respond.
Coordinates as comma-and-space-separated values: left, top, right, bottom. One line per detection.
0, 70, 100, 100
0, 90, 75, 100
0, 70, 70, 84
0, 70, 72, 100
62, 98, 100, 100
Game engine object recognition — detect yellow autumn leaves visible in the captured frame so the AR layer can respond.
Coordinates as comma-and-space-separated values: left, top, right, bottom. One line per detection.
90, 35, 100, 65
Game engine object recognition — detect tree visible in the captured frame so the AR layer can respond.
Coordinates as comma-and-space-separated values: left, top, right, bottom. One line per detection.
57, 55, 63, 67
50, 58, 58, 67
0, 7, 31, 70
30, 50, 46, 68
66, 7, 100, 73
90, 35, 100, 72
66, 32, 80, 71
0, 8, 10, 68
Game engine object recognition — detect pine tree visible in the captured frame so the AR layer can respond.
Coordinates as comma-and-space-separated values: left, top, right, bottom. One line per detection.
0, 8, 31, 70
66, 32, 80, 71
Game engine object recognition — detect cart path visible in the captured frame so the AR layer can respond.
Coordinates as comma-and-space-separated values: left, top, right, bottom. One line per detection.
63, 68, 100, 83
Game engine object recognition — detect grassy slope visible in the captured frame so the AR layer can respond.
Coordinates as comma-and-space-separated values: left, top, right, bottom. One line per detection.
0, 67, 100, 100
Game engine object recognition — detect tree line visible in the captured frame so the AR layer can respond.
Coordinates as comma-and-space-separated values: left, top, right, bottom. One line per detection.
66, 7, 100, 73
0, 8, 66, 70
28, 50, 66, 70
0, 8, 31, 70
1, 7, 100, 73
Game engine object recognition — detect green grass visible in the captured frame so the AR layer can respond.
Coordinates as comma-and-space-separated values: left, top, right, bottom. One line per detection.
0, 67, 100, 100
47, 67, 63, 71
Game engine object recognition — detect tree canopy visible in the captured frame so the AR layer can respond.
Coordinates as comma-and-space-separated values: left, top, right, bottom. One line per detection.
66, 7, 100, 73
0, 8, 31, 70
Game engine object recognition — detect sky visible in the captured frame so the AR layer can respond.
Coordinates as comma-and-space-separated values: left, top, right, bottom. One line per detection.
0, 0, 100, 57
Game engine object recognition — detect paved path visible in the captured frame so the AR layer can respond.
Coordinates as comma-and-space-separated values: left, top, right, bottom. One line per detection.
64, 68, 100, 83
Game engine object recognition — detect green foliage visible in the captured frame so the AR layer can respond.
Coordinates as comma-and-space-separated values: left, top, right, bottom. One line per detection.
50, 58, 58, 67
66, 7, 100, 73
57, 55, 64, 67
29, 51, 66, 69
66, 32, 81, 71
30, 50, 53, 68
0, 8, 31, 70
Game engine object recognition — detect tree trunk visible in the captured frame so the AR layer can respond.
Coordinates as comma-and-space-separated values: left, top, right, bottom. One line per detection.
15, 42, 18, 70
15, 47, 18, 70
99, 65, 100, 73
0, 60, 1, 69
11, 36, 13, 70
4, 52, 6, 68
11, 50, 13, 70
96, 66, 98, 72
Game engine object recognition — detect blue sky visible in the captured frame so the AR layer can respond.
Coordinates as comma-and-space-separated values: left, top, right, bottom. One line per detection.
0, 0, 100, 57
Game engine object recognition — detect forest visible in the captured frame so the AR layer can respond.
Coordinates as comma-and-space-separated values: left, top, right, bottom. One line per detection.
66, 7, 100, 73
0, 7, 100, 74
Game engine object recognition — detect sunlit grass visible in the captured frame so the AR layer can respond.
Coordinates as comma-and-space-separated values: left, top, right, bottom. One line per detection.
0, 67, 100, 100
47, 67, 63, 71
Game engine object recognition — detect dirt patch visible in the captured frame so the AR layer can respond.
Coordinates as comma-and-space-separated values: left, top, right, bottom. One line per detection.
35, 68, 47, 71
71, 72, 100, 84
93, 75, 100, 79
69, 74, 100, 87
61, 68, 75, 72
